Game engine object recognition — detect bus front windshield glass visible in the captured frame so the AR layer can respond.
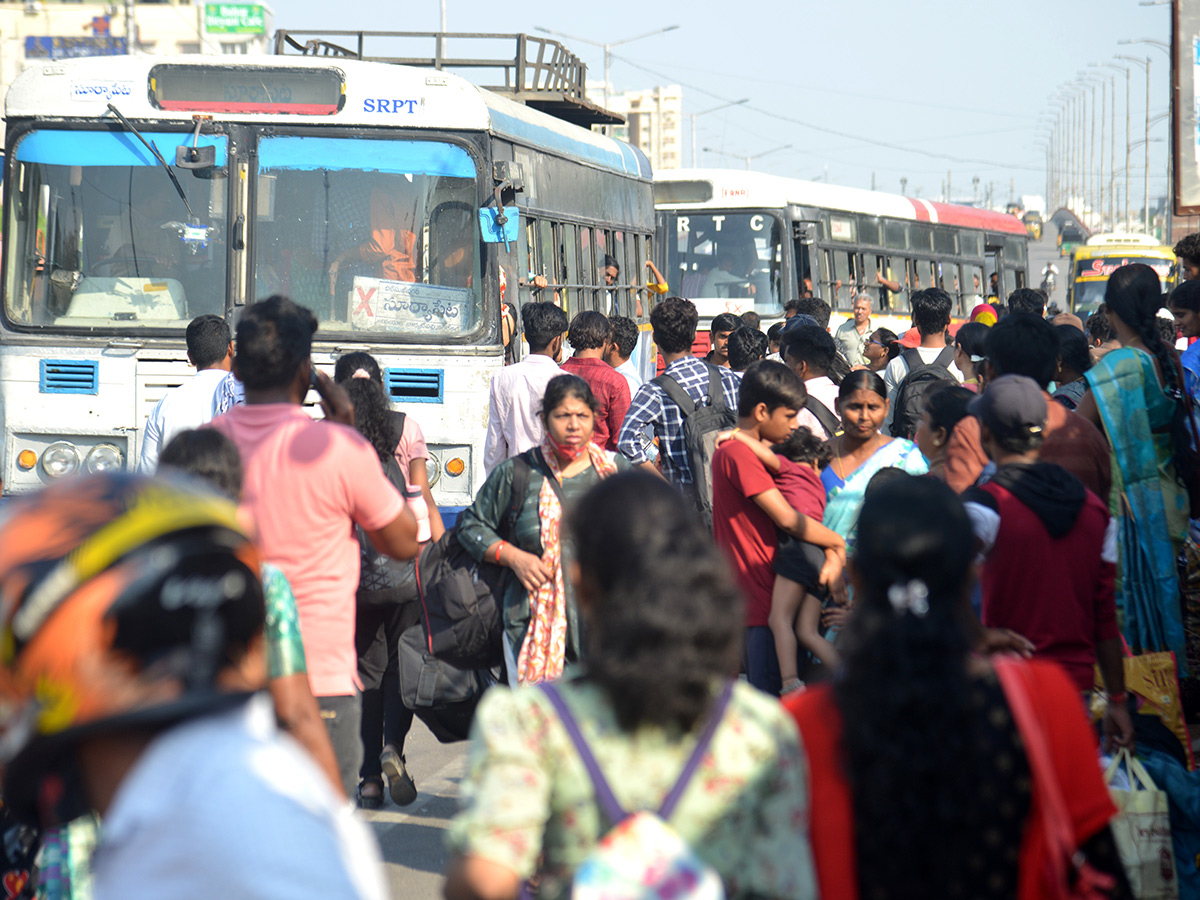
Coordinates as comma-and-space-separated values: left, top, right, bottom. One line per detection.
665, 211, 784, 312
5, 129, 229, 329
254, 136, 481, 340
1073, 255, 1173, 311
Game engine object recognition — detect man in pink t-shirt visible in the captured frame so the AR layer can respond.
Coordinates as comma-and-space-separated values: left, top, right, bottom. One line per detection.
209, 296, 418, 796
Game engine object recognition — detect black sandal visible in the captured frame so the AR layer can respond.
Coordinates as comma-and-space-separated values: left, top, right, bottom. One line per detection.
356, 777, 385, 810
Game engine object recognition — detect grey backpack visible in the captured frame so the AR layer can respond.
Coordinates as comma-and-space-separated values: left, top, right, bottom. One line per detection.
652, 364, 737, 530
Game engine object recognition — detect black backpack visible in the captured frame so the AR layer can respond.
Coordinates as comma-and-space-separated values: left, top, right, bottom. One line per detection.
890, 346, 957, 440
413, 451, 533, 670
355, 413, 421, 608
652, 364, 737, 529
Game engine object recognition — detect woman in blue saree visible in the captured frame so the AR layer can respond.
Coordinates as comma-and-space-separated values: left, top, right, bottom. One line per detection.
822, 370, 928, 546
1077, 264, 1197, 672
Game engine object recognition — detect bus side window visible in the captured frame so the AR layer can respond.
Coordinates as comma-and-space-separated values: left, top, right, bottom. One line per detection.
613, 229, 627, 315
559, 222, 578, 317
597, 229, 611, 314
579, 227, 596, 311
538, 219, 556, 306
519, 217, 537, 307
643, 234, 655, 318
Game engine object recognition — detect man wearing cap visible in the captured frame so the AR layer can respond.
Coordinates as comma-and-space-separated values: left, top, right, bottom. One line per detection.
943, 313, 1111, 499
961, 375, 1133, 750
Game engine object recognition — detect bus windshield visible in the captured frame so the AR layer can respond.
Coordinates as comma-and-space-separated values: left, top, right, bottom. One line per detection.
254, 136, 482, 340
5, 129, 229, 329
664, 211, 784, 312
1073, 255, 1173, 311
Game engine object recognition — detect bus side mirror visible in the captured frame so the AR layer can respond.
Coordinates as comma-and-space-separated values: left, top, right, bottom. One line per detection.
480, 207, 519, 246
175, 144, 216, 170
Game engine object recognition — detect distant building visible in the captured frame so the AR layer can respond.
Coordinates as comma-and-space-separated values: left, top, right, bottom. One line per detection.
0, 1, 274, 110
600, 84, 683, 171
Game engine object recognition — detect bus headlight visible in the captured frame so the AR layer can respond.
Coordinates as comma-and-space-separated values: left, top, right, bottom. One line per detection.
85, 444, 123, 474
41, 442, 81, 478
426, 456, 441, 488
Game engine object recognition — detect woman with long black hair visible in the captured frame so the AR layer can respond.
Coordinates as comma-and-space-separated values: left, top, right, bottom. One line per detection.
1077, 263, 1197, 669
445, 472, 814, 900
787, 476, 1131, 900
334, 351, 444, 809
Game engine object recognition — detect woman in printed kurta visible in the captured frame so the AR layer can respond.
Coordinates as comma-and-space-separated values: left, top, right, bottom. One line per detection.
445, 473, 816, 900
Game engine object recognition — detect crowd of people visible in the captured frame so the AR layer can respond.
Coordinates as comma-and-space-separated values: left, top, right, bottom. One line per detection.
2, 242, 1199, 898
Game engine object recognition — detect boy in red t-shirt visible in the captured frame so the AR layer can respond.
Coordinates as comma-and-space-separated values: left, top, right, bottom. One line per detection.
724, 427, 838, 694
712, 361, 845, 696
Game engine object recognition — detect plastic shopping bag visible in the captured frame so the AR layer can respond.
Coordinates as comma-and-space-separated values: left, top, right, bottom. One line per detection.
1105, 748, 1179, 900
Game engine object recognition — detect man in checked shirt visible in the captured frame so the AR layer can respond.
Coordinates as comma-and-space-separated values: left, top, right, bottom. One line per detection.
617, 297, 740, 487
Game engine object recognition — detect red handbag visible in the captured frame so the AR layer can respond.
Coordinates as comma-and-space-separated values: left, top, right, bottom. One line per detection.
994, 658, 1117, 900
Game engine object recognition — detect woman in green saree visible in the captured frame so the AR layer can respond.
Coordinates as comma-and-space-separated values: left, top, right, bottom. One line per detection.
1077, 263, 1197, 671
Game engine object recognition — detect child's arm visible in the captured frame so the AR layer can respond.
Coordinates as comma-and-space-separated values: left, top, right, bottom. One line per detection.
752, 491, 845, 561
716, 429, 781, 473
800, 516, 846, 557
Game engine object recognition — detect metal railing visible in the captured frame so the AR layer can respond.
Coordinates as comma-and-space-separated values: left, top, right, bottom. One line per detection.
274, 30, 589, 101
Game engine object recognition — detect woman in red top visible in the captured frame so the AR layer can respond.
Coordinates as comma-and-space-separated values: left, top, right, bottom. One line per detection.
786, 476, 1132, 900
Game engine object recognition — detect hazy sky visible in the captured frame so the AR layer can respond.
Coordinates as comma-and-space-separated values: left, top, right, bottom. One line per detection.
269, 0, 1173, 207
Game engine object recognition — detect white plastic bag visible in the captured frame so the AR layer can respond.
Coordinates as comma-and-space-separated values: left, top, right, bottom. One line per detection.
1105, 748, 1179, 900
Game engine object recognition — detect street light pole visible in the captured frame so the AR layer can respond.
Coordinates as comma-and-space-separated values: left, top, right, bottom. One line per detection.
687, 98, 749, 167
1116, 55, 1150, 230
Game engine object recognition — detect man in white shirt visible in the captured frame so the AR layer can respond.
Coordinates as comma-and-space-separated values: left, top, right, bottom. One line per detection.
138, 315, 234, 472
883, 288, 962, 435
780, 324, 842, 439
483, 301, 567, 472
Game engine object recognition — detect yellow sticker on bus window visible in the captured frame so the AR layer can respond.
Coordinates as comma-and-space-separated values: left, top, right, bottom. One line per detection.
145, 283, 168, 293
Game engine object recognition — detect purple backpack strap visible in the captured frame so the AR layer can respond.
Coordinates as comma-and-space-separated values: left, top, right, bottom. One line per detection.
538, 680, 735, 826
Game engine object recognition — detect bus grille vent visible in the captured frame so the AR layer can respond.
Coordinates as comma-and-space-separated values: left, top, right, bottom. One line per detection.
41, 360, 99, 395
383, 369, 443, 404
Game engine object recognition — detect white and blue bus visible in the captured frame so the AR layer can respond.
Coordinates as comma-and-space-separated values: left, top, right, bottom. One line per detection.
1, 32, 655, 518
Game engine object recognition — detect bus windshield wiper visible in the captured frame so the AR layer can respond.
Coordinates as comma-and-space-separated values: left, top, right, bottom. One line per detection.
106, 102, 193, 219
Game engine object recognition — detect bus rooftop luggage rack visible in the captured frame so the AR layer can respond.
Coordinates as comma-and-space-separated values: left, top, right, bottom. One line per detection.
273, 30, 623, 128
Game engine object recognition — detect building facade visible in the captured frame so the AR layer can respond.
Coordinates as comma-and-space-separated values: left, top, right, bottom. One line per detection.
603, 84, 682, 171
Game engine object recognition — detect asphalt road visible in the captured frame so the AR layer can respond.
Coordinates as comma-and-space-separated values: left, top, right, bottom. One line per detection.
362, 718, 469, 900
357, 229, 1069, 900
1026, 231, 1068, 312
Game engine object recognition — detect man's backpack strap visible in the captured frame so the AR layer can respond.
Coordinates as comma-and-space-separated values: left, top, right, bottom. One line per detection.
805, 396, 841, 438
652, 372, 697, 417
933, 344, 956, 368
900, 347, 923, 372
703, 363, 727, 413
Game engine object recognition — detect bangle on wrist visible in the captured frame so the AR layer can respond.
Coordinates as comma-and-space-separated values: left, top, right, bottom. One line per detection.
1108, 691, 1128, 705
493, 541, 506, 564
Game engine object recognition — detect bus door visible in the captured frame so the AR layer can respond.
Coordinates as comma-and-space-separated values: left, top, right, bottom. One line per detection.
984, 239, 1005, 300
791, 218, 819, 300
